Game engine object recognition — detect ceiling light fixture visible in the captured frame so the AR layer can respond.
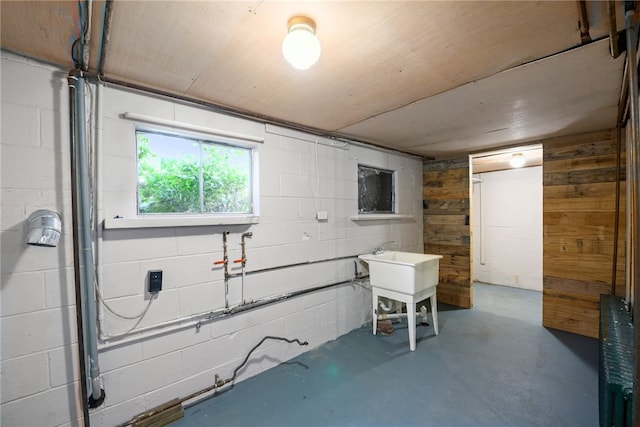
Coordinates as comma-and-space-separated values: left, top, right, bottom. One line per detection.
282, 16, 321, 70
509, 153, 526, 168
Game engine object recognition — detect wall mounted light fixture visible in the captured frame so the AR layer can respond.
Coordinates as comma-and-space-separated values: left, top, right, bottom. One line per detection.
509, 153, 525, 168
25, 209, 62, 247
282, 16, 321, 70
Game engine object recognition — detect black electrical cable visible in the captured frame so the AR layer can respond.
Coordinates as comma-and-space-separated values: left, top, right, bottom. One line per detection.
120, 335, 309, 426
71, 0, 89, 68
230, 336, 308, 383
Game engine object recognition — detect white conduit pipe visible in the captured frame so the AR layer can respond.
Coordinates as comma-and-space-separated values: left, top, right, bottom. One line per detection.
478, 175, 486, 266
95, 82, 107, 338
69, 70, 104, 405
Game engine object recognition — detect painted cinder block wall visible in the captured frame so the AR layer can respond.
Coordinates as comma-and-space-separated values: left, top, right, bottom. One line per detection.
0, 53, 424, 427
472, 166, 543, 291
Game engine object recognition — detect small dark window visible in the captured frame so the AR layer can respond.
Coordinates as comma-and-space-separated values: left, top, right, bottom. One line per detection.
358, 165, 395, 213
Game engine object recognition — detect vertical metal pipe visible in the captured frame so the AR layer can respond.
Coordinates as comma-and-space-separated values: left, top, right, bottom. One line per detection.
624, 5, 640, 424
626, 125, 633, 305
95, 82, 107, 340
68, 74, 91, 427
577, 0, 592, 43
70, 69, 104, 405
97, 0, 114, 75
199, 143, 204, 213
610, 0, 620, 58
222, 231, 230, 308
626, 8, 638, 307
612, 125, 622, 296
81, 0, 93, 71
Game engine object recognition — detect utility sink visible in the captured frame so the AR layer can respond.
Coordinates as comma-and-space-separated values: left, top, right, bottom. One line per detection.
358, 251, 442, 295
359, 251, 443, 351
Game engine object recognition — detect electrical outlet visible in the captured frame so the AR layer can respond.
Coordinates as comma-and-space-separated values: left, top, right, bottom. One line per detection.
149, 270, 163, 293
316, 211, 328, 221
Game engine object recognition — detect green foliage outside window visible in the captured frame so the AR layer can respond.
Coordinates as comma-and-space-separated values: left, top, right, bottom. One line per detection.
137, 131, 251, 214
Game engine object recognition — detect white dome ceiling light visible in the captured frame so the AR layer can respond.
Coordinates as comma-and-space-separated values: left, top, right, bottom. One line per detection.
282, 16, 321, 70
509, 152, 526, 168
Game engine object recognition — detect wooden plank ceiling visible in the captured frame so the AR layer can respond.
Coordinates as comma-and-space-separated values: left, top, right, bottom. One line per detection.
0, 1, 627, 158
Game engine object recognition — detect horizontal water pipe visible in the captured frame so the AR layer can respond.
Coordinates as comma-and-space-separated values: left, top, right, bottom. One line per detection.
98, 254, 367, 344
378, 312, 426, 321
377, 306, 429, 323
98, 276, 369, 351
226, 254, 361, 279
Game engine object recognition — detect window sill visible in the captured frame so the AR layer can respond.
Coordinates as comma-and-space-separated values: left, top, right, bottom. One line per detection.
103, 215, 259, 229
349, 214, 414, 221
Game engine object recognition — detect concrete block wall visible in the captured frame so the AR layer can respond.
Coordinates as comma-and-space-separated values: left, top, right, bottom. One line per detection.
0, 52, 424, 426
472, 166, 543, 291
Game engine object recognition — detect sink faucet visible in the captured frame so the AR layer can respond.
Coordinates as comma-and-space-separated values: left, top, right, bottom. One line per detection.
373, 241, 397, 255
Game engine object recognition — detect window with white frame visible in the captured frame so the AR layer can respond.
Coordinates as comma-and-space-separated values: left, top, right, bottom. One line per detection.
357, 165, 395, 214
136, 130, 252, 215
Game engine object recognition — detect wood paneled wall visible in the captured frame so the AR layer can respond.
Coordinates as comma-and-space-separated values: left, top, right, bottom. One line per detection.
421, 128, 624, 335
543, 128, 625, 338
423, 157, 473, 308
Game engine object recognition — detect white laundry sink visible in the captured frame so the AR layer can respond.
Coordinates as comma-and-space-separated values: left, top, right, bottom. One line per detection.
358, 251, 443, 295
359, 251, 443, 351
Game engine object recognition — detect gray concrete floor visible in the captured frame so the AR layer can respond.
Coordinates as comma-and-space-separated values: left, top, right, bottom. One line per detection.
173, 283, 598, 426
